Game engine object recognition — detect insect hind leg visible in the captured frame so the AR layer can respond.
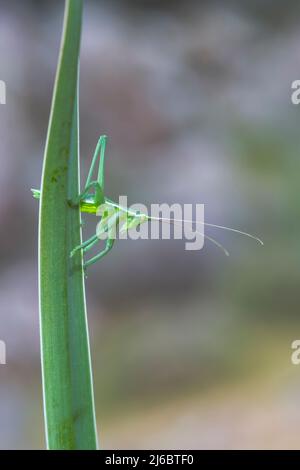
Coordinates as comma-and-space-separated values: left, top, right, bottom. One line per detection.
84, 237, 115, 269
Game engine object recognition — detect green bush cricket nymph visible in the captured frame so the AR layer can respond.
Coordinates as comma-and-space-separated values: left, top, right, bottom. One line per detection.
32, 135, 263, 269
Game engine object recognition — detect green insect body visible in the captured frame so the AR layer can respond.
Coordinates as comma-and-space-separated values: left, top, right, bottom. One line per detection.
32, 135, 151, 268
79, 198, 98, 214
32, 135, 263, 269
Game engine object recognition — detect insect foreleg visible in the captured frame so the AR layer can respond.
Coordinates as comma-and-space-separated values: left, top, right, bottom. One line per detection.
83, 234, 103, 253
70, 233, 98, 257
84, 210, 119, 268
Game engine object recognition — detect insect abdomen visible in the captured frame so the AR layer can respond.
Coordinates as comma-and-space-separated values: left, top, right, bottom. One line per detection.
80, 201, 98, 214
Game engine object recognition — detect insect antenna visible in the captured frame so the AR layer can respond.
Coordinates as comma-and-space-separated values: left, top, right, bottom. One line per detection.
148, 215, 263, 246
154, 218, 229, 256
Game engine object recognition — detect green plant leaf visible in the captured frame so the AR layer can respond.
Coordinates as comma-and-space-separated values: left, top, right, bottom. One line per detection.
39, 0, 98, 450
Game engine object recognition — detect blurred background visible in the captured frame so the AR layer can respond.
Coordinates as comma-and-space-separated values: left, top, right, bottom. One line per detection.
0, 0, 300, 449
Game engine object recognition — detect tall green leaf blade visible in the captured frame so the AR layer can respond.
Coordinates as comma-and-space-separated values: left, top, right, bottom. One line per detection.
39, 0, 98, 450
